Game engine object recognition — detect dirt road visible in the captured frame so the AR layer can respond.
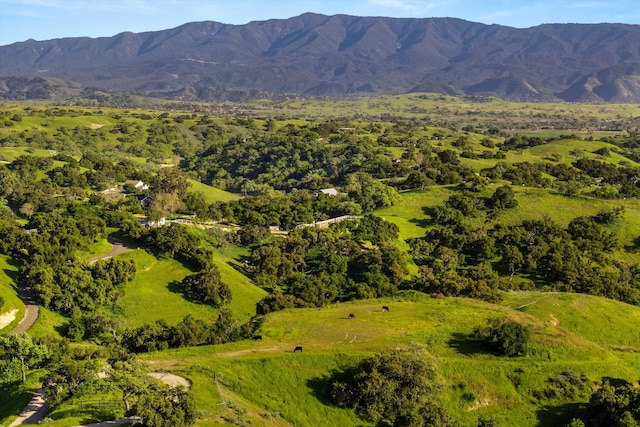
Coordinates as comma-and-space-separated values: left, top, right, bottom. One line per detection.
87, 235, 134, 264
8, 280, 39, 335
7, 388, 48, 427
8, 234, 136, 426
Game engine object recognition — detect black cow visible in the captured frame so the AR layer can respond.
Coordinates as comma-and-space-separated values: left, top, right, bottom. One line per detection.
382, 306, 389, 312
294, 346, 303, 352
253, 335, 262, 341
349, 313, 355, 318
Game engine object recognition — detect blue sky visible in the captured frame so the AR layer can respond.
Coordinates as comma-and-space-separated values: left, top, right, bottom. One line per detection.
1, 0, 639, 46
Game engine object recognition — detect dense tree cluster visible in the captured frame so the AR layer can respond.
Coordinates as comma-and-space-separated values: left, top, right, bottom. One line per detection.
120, 310, 252, 353
0, 105, 639, 425
252, 215, 407, 313
329, 348, 453, 426
580, 382, 640, 426
407, 193, 640, 305
473, 318, 531, 357
180, 266, 231, 307
181, 125, 409, 193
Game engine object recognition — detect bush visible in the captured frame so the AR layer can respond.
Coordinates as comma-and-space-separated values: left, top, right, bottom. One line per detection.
473, 318, 531, 357
180, 266, 231, 307
329, 348, 452, 425
580, 382, 640, 426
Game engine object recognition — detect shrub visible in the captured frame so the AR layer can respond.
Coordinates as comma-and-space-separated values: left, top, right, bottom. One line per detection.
473, 318, 531, 357
329, 348, 452, 425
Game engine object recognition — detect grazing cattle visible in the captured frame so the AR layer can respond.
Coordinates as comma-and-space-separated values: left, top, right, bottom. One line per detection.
294, 346, 303, 352
253, 335, 262, 341
382, 306, 389, 312
349, 313, 355, 318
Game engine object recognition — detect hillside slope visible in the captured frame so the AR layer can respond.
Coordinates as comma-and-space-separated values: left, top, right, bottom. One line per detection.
141, 292, 640, 426
2, 14, 640, 101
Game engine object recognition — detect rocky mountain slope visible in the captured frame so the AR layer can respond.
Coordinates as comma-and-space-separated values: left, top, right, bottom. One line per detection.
1, 13, 640, 102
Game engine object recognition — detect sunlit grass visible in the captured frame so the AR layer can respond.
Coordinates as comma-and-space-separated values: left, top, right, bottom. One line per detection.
0, 255, 23, 334
136, 291, 640, 427
188, 179, 242, 203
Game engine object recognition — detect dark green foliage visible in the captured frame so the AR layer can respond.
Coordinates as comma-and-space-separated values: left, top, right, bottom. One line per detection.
344, 172, 400, 211
487, 184, 518, 210
250, 218, 407, 311
120, 310, 251, 353
147, 224, 199, 258
473, 318, 531, 357
592, 206, 625, 224
180, 266, 231, 307
0, 333, 50, 383
329, 348, 453, 425
30, 257, 135, 314
533, 371, 591, 401
581, 382, 640, 427
43, 354, 101, 407
255, 292, 302, 315
132, 384, 196, 427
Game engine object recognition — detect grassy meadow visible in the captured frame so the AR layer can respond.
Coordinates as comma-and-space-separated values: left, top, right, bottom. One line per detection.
1, 95, 640, 426
132, 291, 640, 427
0, 255, 23, 333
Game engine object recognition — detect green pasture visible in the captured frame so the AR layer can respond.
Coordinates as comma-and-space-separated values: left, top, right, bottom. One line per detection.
208, 244, 266, 322
116, 250, 215, 327
188, 179, 242, 203
375, 183, 640, 266
0, 254, 23, 334
246, 93, 640, 124
133, 291, 640, 427
114, 244, 263, 327
26, 305, 67, 340
74, 238, 113, 260
0, 146, 57, 162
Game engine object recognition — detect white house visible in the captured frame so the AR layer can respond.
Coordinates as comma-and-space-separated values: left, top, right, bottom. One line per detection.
124, 180, 149, 191
319, 188, 339, 196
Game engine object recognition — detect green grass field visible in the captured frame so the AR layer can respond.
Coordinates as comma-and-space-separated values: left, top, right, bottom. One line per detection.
116, 250, 216, 327
0, 254, 23, 334
188, 179, 242, 203
132, 291, 640, 427
2, 98, 640, 426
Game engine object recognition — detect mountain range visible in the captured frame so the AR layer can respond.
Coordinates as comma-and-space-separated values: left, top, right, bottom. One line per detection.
1, 13, 640, 102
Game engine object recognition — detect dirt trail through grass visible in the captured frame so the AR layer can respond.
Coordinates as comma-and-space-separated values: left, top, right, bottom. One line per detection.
8, 235, 135, 426
8, 280, 39, 335
87, 235, 134, 263
7, 388, 48, 427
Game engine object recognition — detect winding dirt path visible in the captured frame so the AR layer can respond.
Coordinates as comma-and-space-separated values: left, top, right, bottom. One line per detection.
8, 235, 135, 426
87, 235, 134, 264
8, 280, 39, 335
7, 388, 48, 427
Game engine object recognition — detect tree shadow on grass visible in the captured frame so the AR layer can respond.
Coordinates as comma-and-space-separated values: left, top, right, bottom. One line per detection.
167, 279, 183, 296
306, 365, 359, 407
49, 401, 122, 425
601, 376, 630, 387
226, 259, 253, 279
408, 216, 431, 229
0, 380, 34, 419
535, 402, 582, 427
447, 332, 491, 356
306, 371, 373, 427
306, 374, 336, 407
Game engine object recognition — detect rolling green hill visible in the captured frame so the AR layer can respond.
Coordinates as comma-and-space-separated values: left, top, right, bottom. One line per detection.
132, 291, 640, 427
1, 98, 639, 427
